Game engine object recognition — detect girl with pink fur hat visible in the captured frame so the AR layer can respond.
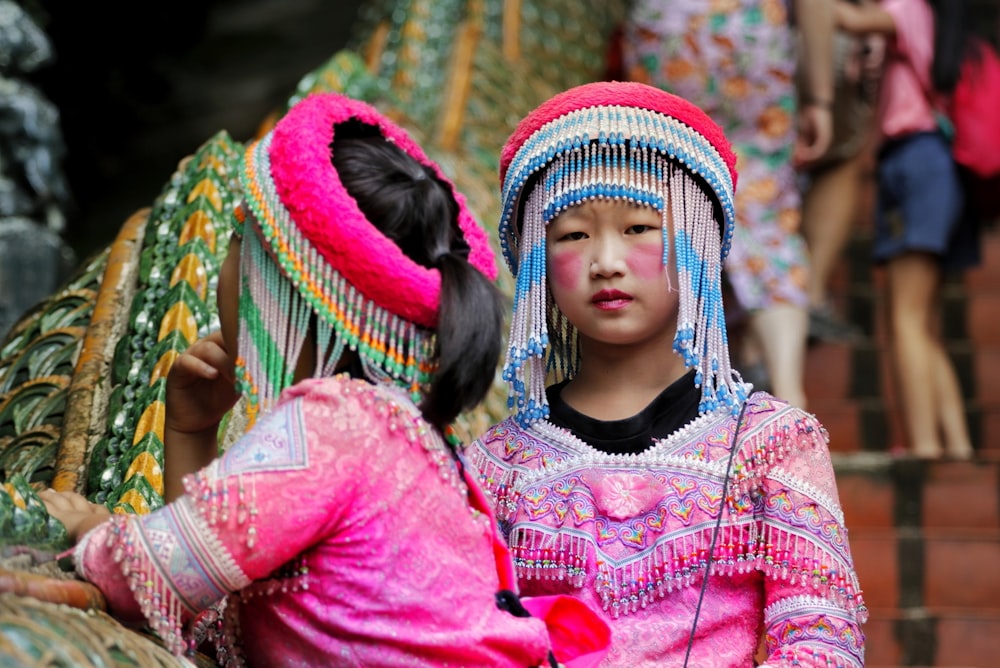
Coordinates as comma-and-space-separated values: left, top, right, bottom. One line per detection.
40, 92, 610, 667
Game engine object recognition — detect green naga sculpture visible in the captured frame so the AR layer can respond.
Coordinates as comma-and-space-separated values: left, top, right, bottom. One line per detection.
0, 1, 626, 664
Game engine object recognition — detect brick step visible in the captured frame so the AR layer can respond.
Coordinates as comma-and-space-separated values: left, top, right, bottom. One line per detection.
806, 321, 1000, 454
980, 405, 1000, 453
830, 455, 1000, 666
966, 292, 1000, 347
975, 349, 1000, 405
835, 456, 1000, 530
809, 398, 863, 453
804, 342, 853, 403
812, 396, 1000, 456
849, 527, 1000, 609
762, 224, 1000, 456
821, 154, 1000, 668
862, 398, 999, 458
864, 607, 1000, 667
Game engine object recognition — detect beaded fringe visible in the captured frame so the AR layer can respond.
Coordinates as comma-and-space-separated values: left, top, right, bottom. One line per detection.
471, 413, 867, 624
503, 520, 864, 621
237, 135, 437, 425
187, 596, 249, 667
173, 377, 468, 664
186, 468, 260, 551
104, 515, 189, 656
499, 104, 737, 268
502, 139, 748, 425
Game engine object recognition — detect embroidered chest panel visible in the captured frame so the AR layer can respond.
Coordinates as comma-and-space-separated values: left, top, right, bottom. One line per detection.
469, 398, 858, 617
492, 414, 751, 543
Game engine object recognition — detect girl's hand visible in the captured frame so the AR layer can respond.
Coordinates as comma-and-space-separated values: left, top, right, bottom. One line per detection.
163, 330, 240, 502
38, 489, 112, 543
165, 330, 240, 437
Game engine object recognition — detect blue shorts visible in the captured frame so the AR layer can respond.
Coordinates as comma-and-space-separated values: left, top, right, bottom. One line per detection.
874, 132, 980, 270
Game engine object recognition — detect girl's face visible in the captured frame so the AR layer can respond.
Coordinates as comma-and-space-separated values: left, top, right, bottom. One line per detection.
546, 199, 679, 351
217, 234, 241, 357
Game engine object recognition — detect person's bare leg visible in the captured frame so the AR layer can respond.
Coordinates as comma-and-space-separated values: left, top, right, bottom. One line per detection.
885, 252, 943, 458
750, 303, 809, 409
802, 152, 864, 307
931, 332, 974, 459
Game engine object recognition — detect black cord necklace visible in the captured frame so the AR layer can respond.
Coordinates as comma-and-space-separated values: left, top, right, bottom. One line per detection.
683, 397, 750, 667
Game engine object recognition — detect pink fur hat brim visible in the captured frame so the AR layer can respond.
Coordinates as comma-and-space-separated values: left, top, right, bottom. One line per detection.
266, 92, 497, 328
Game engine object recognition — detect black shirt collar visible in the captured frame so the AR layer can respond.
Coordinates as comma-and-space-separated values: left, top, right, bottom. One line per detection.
545, 369, 701, 455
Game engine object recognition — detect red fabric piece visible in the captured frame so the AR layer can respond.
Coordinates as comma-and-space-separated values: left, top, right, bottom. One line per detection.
520, 595, 612, 668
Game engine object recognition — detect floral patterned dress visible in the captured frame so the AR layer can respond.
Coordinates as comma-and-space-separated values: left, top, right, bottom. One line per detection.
623, 0, 809, 311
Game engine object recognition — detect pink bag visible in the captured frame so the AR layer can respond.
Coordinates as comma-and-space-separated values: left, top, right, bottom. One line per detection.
521, 595, 612, 668
948, 39, 1000, 179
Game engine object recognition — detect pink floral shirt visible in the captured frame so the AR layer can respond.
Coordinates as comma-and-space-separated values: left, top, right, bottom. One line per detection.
468, 393, 868, 667
74, 375, 555, 667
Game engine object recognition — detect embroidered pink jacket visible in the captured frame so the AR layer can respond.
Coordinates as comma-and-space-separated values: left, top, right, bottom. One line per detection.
468, 393, 868, 667
74, 375, 557, 667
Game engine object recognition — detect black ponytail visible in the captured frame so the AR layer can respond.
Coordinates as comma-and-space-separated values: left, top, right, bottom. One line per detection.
332, 123, 504, 432
929, 0, 978, 93
423, 252, 504, 430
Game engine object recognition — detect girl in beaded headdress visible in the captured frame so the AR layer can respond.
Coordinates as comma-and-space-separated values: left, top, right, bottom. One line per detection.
40, 92, 610, 667
467, 81, 868, 667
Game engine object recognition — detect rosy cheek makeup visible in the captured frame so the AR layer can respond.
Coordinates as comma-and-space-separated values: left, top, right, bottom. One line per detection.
628, 241, 664, 281
548, 250, 583, 291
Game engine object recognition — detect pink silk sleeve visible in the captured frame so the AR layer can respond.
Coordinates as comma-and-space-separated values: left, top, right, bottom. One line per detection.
72, 393, 345, 655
